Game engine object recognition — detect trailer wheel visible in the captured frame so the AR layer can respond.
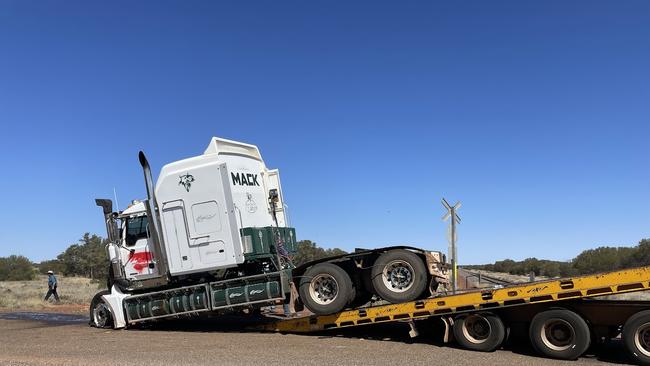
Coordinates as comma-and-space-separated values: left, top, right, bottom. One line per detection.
529, 309, 590, 360
622, 310, 650, 365
299, 263, 353, 315
349, 287, 373, 308
453, 313, 506, 352
371, 249, 428, 303
89, 290, 113, 329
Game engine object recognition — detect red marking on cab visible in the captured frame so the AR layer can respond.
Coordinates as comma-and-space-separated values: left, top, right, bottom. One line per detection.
129, 251, 153, 272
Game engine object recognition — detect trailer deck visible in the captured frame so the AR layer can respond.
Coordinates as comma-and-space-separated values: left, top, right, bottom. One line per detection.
264, 266, 650, 333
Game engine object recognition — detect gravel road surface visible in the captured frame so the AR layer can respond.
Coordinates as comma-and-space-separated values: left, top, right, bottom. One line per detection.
0, 313, 632, 366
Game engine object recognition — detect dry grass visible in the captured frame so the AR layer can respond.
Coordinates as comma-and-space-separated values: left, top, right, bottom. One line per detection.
0, 275, 104, 311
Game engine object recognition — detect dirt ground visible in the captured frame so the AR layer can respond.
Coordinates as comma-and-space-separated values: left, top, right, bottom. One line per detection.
0, 273, 644, 365
0, 312, 632, 366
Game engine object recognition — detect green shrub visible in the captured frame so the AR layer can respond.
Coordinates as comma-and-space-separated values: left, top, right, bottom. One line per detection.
0, 255, 35, 281
293, 240, 347, 267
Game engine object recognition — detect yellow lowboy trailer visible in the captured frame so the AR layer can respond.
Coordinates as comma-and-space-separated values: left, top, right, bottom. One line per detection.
263, 266, 650, 365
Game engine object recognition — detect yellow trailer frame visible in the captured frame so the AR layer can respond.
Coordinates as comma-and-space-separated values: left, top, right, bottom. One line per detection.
265, 266, 650, 333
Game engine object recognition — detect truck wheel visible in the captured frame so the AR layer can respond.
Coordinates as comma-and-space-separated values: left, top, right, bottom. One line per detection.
529, 309, 590, 360
89, 290, 113, 329
453, 312, 505, 352
622, 310, 650, 365
299, 263, 353, 315
371, 249, 428, 303
349, 287, 373, 308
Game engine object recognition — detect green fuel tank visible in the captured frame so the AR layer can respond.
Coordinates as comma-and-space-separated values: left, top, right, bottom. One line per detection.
212, 281, 281, 308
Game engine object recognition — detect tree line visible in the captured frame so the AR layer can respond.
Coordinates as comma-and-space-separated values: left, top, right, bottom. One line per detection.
38, 233, 109, 280
0, 233, 110, 281
3, 235, 649, 282
292, 240, 347, 266
0, 234, 346, 281
465, 238, 650, 277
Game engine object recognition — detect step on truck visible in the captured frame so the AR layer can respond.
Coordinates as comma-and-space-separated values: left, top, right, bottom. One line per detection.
90, 137, 449, 329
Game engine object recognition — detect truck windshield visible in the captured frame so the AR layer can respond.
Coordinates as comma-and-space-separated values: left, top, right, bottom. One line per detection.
126, 216, 148, 246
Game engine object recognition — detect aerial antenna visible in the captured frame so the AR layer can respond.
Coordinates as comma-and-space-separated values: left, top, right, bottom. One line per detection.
113, 187, 120, 212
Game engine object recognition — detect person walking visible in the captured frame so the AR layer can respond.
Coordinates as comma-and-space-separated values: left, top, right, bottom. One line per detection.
44, 270, 60, 302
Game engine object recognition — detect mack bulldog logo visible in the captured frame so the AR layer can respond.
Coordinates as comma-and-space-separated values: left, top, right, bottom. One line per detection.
179, 173, 195, 192
231, 172, 260, 186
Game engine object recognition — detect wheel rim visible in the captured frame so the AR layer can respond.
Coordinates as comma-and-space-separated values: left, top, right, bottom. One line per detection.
93, 302, 110, 327
634, 322, 650, 357
540, 319, 575, 351
462, 314, 492, 344
381, 260, 415, 293
309, 274, 339, 305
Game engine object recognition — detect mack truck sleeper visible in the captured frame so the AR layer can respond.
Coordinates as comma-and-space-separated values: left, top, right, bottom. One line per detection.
90, 137, 449, 328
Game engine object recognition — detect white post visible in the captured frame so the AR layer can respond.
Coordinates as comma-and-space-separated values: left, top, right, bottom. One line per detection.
442, 198, 461, 294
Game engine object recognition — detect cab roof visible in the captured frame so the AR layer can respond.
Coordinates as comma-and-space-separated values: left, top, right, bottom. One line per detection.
120, 201, 146, 216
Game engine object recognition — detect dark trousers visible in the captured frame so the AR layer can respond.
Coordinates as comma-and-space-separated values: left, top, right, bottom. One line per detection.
44, 286, 60, 302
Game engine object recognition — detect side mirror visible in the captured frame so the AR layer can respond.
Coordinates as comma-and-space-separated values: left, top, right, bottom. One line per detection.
95, 199, 113, 215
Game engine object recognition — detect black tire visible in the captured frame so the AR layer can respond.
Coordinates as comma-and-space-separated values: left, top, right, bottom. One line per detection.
371, 249, 428, 303
298, 263, 354, 315
529, 309, 590, 360
361, 267, 375, 295
622, 310, 650, 365
453, 312, 506, 352
89, 290, 114, 329
348, 287, 373, 308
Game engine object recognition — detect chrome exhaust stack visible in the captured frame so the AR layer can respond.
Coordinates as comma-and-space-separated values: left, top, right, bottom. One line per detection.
95, 199, 118, 242
138, 151, 169, 280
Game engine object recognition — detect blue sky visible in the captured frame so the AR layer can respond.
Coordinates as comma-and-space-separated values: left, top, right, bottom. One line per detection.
1, 1, 649, 264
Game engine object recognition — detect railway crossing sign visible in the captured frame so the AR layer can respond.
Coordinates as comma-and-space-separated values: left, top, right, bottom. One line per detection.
442, 198, 461, 293
442, 199, 461, 243
441, 199, 461, 222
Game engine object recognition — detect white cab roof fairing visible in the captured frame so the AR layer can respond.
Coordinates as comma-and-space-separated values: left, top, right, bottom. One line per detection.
204, 137, 264, 162
120, 201, 146, 216
157, 137, 269, 184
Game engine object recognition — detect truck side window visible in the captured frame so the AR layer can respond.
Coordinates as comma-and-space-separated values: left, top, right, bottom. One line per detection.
126, 216, 149, 246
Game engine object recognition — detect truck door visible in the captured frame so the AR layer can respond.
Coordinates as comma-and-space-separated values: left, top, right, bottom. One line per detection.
121, 215, 159, 279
